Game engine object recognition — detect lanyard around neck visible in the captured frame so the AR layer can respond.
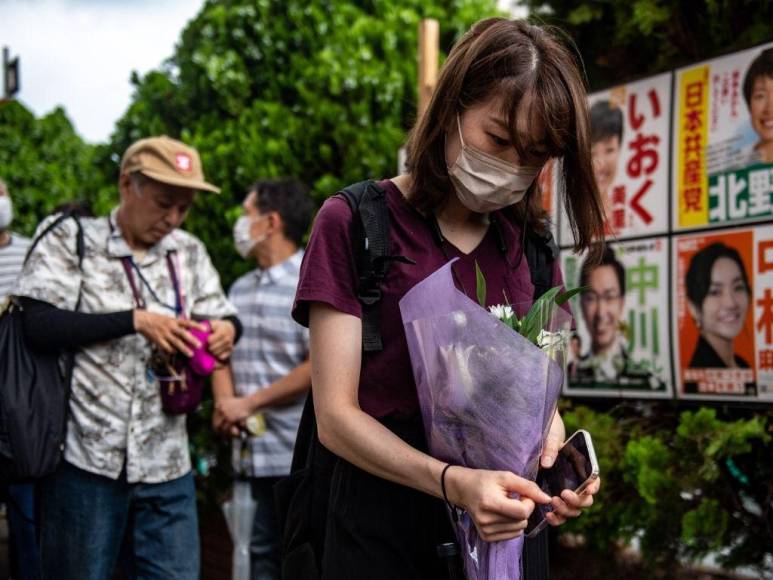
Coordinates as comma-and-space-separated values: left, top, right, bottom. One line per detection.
120, 253, 184, 316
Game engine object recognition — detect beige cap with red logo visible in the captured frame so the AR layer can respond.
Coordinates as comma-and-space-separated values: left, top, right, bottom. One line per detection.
120, 135, 220, 193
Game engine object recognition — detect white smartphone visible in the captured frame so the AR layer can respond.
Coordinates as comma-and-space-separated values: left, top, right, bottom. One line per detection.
525, 429, 600, 539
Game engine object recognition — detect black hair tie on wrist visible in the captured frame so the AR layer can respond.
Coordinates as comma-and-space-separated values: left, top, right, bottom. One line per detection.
441, 463, 464, 523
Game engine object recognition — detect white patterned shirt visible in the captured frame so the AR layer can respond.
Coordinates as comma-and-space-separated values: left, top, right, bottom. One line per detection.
14, 208, 236, 483
229, 251, 309, 478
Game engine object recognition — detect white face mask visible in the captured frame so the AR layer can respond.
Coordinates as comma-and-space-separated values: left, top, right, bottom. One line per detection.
0, 196, 12, 230
233, 215, 267, 259
448, 115, 543, 213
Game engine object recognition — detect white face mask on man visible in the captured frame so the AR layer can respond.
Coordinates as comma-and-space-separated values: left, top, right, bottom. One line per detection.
233, 215, 268, 259
0, 196, 12, 230
448, 115, 543, 213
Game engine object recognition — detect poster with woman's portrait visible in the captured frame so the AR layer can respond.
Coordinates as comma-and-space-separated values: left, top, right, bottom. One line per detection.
674, 42, 773, 231
673, 226, 773, 401
561, 238, 673, 398
555, 73, 672, 247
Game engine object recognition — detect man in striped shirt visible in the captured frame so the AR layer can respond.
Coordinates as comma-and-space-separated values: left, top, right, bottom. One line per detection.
212, 178, 313, 580
0, 178, 31, 303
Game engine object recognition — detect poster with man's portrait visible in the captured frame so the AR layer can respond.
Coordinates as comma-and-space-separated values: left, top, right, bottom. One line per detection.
673, 42, 773, 230
555, 73, 672, 247
561, 238, 673, 398
673, 225, 773, 401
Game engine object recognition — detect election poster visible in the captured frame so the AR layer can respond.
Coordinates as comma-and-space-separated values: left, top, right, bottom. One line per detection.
674, 42, 773, 230
558, 73, 672, 247
561, 237, 673, 398
537, 158, 560, 241
673, 225, 773, 401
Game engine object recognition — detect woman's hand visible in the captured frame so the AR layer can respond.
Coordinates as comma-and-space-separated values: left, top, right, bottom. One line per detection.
133, 310, 204, 356
540, 409, 565, 469
538, 410, 601, 527
544, 477, 601, 527
208, 319, 236, 359
445, 466, 551, 542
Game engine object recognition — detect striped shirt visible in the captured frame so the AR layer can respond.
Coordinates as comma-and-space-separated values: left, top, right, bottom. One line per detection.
0, 233, 31, 302
229, 250, 309, 478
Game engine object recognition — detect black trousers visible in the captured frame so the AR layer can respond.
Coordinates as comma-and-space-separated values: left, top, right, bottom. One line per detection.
320, 417, 549, 580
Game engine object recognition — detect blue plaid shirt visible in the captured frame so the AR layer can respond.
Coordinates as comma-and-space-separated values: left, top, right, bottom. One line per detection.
229, 250, 309, 477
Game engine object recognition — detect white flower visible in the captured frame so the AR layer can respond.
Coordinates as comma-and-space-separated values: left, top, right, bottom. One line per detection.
537, 330, 571, 359
488, 304, 514, 321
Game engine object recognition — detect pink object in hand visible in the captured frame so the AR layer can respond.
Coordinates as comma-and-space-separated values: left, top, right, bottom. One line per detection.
188, 320, 216, 376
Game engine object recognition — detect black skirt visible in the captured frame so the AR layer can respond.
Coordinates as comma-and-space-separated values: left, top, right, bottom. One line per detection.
320, 415, 549, 580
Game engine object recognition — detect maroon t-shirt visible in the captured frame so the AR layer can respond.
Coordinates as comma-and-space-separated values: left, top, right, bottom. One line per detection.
293, 179, 564, 419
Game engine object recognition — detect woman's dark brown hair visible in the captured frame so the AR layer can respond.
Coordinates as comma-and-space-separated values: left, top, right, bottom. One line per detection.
404, 18, 605, 253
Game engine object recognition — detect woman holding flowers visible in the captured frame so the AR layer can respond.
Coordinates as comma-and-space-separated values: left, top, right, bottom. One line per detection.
291, 18, 604, 579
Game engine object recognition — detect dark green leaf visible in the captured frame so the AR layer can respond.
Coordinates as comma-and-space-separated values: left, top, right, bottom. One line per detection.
475, 260, 487, 308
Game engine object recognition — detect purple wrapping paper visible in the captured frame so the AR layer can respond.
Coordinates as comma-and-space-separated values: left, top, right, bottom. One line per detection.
399, 260, 570, 580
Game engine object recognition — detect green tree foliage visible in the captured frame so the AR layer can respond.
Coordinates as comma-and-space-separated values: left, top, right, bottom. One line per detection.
561, 403, 772, 575
106, 0, 501, 287
0, 100, 101, 235
518, 0, 773, 91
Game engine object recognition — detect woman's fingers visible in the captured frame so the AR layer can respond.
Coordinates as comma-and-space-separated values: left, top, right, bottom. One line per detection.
545, 511, 567, 526
476, 512, 530, 542
478, 516, 529, 535
479, 528, 527, 542
551, 495, 582, 518
561, 488, 595, 509
483, 496, 535, 523
500, 472, 551, 504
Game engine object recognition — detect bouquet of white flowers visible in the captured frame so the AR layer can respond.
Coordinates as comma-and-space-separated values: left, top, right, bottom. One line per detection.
399, 259, 577, 580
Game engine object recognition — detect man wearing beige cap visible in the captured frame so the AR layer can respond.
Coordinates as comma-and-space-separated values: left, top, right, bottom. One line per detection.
13, 136, 240, 579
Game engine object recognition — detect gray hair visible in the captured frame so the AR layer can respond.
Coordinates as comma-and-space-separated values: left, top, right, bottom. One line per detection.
129, 171, 149, 194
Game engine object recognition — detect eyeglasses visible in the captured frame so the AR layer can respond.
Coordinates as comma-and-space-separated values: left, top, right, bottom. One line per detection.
580, 291, 623, 307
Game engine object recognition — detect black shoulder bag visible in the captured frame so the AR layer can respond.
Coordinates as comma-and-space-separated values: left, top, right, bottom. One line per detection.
0, 212, 84, 483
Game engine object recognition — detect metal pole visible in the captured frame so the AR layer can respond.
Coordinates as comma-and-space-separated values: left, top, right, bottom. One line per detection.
3, 47, 8, 99
417, 19, 439, 120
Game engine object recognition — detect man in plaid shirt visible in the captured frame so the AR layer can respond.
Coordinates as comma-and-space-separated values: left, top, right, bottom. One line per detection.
212, 178, 314, 580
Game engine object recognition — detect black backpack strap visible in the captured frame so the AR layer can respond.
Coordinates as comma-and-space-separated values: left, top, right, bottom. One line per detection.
24, 211, 85, 269
524, 229, 558, 301
22, 212, 86, 388
338, 180, 414, 353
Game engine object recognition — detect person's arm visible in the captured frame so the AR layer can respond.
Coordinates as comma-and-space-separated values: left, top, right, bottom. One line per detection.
20, 298, 204, 356
211, 365, 240, 437
21, 297, 134, 351
310, 302, 550, 543
214, 358, 311, 425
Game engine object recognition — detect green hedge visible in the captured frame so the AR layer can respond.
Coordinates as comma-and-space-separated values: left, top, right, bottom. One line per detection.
559, 402, 772, 575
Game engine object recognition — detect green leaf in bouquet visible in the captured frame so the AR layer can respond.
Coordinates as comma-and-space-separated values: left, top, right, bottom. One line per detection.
475, 260, 487, 308
520, 286, 562, 344
555, 286, 587, 306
